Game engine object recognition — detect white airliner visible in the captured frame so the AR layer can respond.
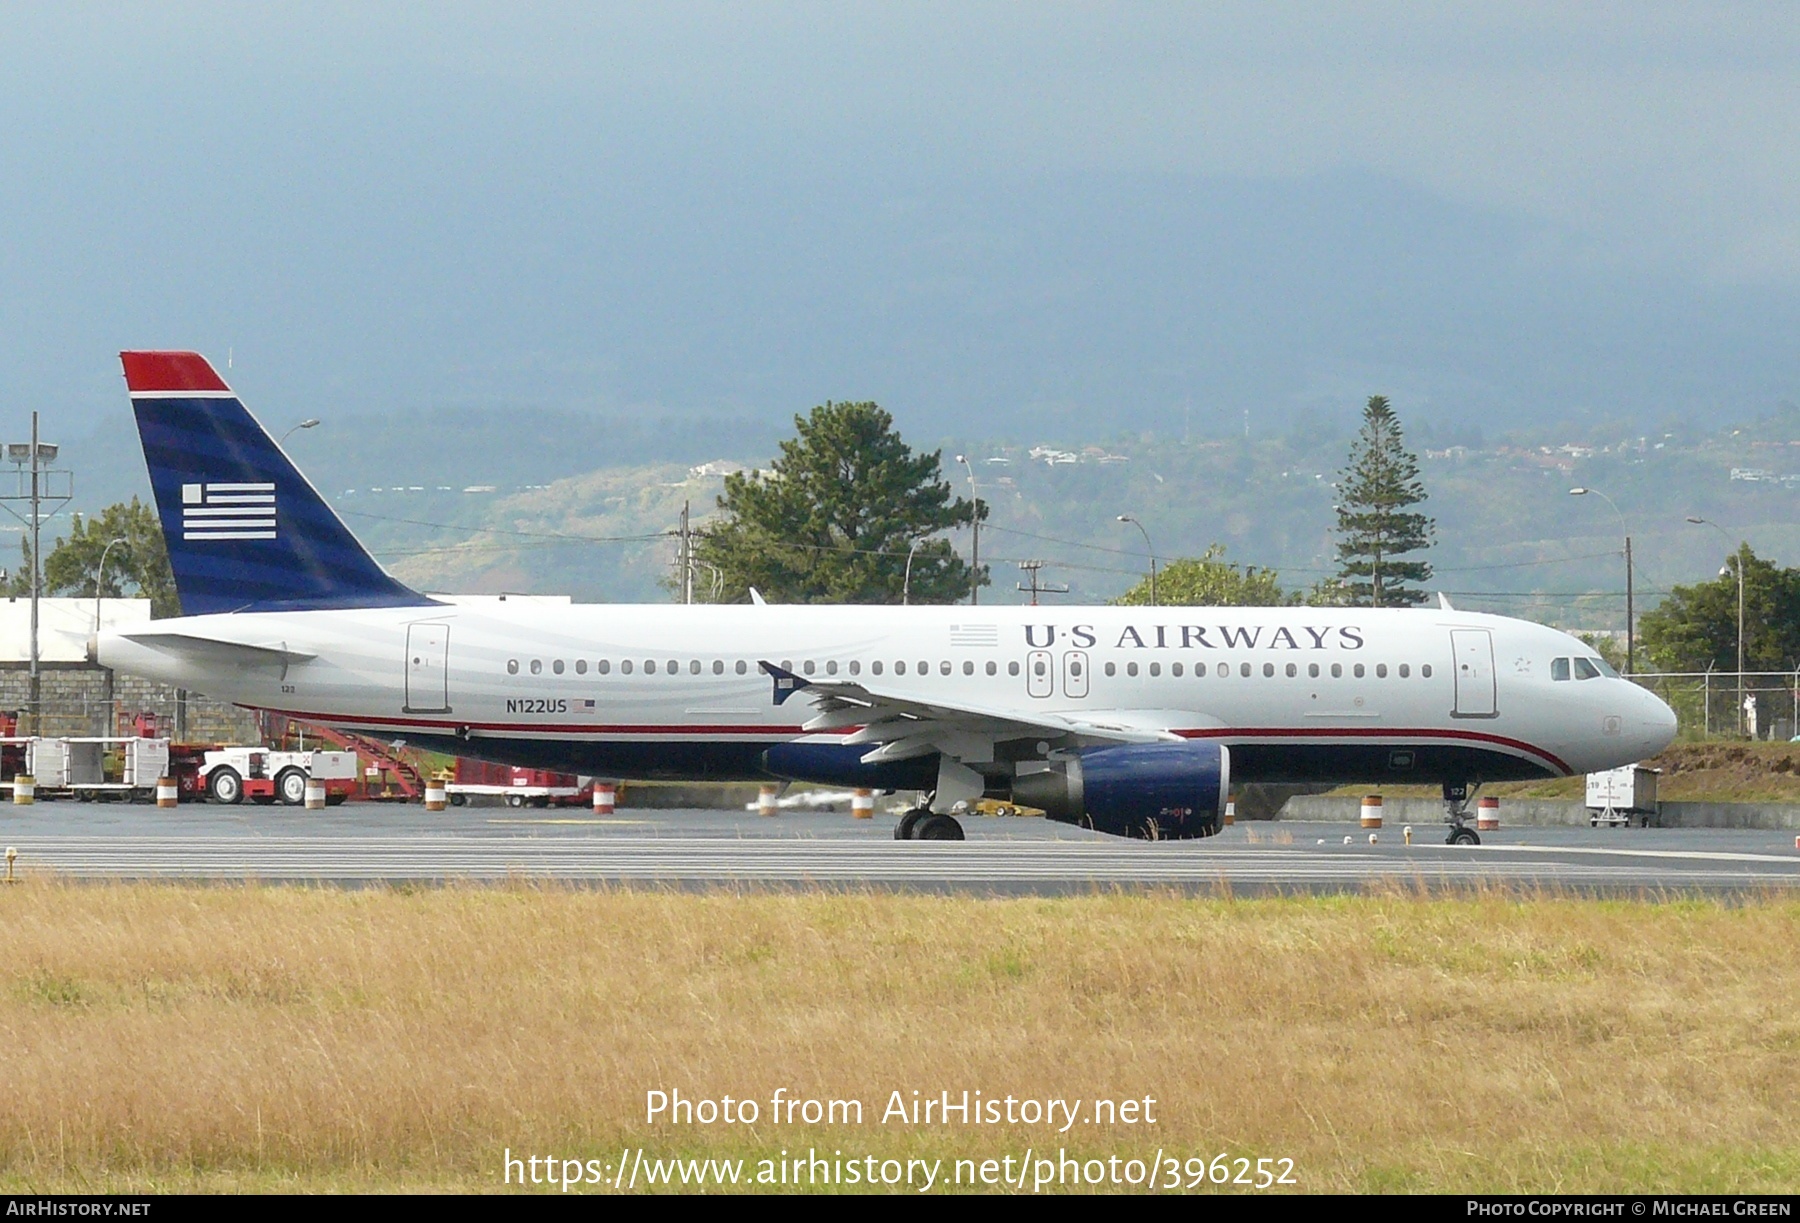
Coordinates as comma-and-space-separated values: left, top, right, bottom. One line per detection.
97, 352, 1677, 843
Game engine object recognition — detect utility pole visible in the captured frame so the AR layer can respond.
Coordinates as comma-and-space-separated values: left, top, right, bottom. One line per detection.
1015, 560, 1067, 607
679, 500, 693, 605
0, 413, 71, 734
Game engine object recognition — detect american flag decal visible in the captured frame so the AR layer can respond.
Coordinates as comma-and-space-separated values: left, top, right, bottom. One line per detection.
181, 482, 277, 541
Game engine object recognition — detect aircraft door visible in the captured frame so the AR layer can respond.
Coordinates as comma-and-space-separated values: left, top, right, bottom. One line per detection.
1026, 650, 1053, 699
1450, 629, 1496, 717
405, 622, 452, 714
1062, 650, 1090, 699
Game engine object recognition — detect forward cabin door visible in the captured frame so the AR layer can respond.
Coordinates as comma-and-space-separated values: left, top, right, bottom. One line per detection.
1450, 629, 1496, 717
405, 622, 452, 713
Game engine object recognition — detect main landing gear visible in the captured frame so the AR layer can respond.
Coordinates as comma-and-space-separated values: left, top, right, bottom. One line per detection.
893, 799, 965, 841
1443, 780, 1481, 846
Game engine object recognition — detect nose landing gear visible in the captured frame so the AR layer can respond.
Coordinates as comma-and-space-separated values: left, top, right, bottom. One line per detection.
1443, 780, 1481, 845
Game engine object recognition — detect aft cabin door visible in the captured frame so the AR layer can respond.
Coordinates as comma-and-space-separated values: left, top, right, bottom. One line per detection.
405, 623, 451, 714
1450, 629, 1496, 717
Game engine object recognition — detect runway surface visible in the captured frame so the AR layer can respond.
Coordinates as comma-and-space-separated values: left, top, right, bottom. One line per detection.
4, 799, 1800, 893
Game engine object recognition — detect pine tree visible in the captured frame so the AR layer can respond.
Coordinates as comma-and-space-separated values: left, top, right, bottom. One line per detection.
1332, 396, 1435, 607
692, 401, 983, 603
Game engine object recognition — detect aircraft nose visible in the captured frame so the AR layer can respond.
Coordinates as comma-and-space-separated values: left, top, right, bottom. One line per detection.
1632, 682, 1679, 756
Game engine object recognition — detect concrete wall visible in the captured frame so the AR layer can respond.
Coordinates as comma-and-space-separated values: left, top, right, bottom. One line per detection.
1277, 793, 1800, 830
0, 662, 262, 743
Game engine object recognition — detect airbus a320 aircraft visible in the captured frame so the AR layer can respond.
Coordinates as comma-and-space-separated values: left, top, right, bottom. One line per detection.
97, 352, 1678, 844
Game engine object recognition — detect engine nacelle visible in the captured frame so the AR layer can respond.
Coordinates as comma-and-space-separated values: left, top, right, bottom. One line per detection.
1011, 742, 1230, 840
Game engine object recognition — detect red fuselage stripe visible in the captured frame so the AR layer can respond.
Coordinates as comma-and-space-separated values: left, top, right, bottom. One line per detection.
264, 709, 1570, 772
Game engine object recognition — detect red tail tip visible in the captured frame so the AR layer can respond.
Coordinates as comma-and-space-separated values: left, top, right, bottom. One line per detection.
119, 351, 230, 393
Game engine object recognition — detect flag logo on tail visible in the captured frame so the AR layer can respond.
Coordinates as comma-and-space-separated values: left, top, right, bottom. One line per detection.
181, 482, 277, 540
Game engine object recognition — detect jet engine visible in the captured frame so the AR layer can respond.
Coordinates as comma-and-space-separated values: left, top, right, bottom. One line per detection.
1011, 742, 1229, 840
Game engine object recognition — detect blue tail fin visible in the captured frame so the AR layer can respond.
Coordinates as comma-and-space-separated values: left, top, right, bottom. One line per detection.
122, 351, 432, 615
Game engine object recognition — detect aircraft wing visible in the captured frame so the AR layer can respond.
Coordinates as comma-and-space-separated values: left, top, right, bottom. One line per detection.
759, 661, 1189, 764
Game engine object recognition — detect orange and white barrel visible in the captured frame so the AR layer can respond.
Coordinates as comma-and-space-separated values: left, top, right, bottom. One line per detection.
156, 777, 179, 808
1476, 796, 1500, 831
304, 778, 327, 810
758, 783, 780, 817
852, 788, 874, 819
1360, 794, 1383, 829
12, 776, 34, 806
593, 782, 616, 815
1224, 799, 1236, 826
424, 778, 447, 812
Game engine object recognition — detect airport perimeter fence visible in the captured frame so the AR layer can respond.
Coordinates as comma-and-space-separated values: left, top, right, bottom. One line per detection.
1629, 670, 1800, 742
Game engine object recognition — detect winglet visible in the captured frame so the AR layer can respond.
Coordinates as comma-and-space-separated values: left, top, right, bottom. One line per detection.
1437, 592, 1454, 610
759, 660, 810, 706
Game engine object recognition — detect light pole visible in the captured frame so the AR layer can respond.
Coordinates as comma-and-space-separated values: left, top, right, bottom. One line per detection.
1118, 514, 1157, 606
0, 415, 72, 733
94, 536, 128, 632
902, 537, 923, 606
1687, 516, 1745, 736
1569, 487, 1633, 673
281, 418, 321, 445
955, 455, 980, 606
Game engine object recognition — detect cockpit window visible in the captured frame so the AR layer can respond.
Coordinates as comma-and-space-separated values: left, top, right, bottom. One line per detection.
1573, 657, 1601, 680
1590, 656, 1619, 678
1551, 657, 1571, 682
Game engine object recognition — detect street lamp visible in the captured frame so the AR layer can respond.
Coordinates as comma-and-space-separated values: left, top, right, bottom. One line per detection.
281, 418, 321, 445
1568, 487, 1634, 674
0, 414, 72, 733
1118, 515, 1157, 606
93, 537, 128, 632
902, 538, 924, 606
1687, 516, 1746, 736
955, 455, 980, 606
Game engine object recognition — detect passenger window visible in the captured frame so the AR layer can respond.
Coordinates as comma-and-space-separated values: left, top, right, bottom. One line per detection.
1149, 662, 1161, 677
1172, 662, 1183, 677
1008, 661, 1020, 677
530, 659, 543, 675
918, 661, 928, 675
1573, 657, 1601, 681
802, 660, 815, 675
690, 660, 701, 675
962, 661, 974, 676
1331, 663, 1342, 678
597, 659, 611, 675
1217, 663, 1228, 677
781, 659, 793, 671
1285, 663, 1297, 678
1034, 659, 1048, 676
644, 660, 656, 675
507, 659, 519, 675
576, 659, 588, 675
940, 661, 952, 676
1239, 663, 1251, 677
1262, 663, 1274, 678
873, 661, 884, 675
1105, 662, 1117, 677
1127, 662, 1139, 677
713, 660, 724, 675
735, 660, 747, 675
823, 660, 836, 675
1376, 663, 1387, 678
1353, 663, 1365, 678
1070, 659, 1083, 677
621, 660, 634, 675
553, 659, 565, 675
1308, 663, 1320, 678
895, 661, 907, 675
985, 661, 997, 676
1398, 663, 1409, 678
1551, 657, 1571, 682
667, 659, 678, 675
1421, 664, 1432, 678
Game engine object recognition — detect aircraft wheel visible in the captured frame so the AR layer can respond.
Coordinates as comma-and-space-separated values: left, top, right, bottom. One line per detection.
894, 808, 929, 840
275, 768, 309, 806
208, 768, 243, 805
916, 814, 966, 841
1447, 827, 1480, 846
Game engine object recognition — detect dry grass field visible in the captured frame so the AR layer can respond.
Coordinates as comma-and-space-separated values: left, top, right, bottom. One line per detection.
1, 881, 1797, 1193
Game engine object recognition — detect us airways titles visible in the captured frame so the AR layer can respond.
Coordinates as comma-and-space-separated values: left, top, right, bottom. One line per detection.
1022, 623, 1366, 651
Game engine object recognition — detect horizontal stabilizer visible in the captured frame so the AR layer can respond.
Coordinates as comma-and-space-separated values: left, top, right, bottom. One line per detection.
122, 632, 317, 668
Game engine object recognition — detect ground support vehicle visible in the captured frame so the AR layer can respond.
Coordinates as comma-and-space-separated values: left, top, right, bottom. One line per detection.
0, 736, 171, 801
445, 759, 587, 808
197, 747, 359, 805
1585, 764, 1661, 827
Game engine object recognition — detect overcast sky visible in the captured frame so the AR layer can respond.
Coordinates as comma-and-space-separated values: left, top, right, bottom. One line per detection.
3, 3, 1797, 439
